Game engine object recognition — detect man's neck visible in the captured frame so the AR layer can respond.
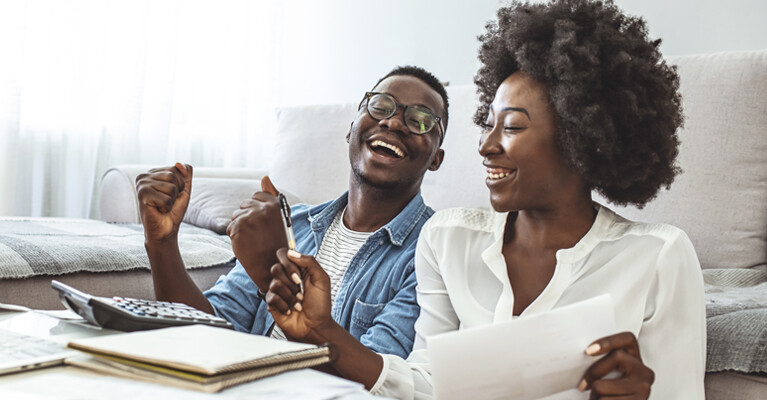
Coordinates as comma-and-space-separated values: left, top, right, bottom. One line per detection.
342, 181, 419, 233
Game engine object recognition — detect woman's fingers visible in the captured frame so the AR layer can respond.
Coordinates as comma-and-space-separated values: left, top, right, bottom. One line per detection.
281, 249, 331, 290
267, 262, 302, 313
586, 331, 641, 359
580, 347, 654, 397
588, 376, 652, 398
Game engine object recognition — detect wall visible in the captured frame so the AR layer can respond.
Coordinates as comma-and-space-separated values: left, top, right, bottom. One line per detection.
275, 0, 767, 107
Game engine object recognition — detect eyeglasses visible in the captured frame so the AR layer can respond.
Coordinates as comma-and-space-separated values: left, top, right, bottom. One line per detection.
359, 92, 444, 140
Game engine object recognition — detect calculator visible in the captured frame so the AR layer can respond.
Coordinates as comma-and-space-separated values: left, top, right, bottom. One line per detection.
51, 280, 233, 332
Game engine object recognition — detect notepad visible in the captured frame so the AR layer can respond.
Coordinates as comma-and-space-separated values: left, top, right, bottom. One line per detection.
65, 324, 331, 392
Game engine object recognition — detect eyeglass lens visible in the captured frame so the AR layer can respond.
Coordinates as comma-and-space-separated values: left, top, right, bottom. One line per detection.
367, 93, 437, 134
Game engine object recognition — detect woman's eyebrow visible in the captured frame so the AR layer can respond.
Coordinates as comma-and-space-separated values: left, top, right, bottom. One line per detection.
489, 105, 531, 120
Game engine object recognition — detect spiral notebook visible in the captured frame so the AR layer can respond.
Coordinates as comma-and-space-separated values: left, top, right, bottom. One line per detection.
65, 324, 331, 392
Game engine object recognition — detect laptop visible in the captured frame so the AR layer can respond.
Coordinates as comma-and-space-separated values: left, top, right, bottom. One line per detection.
0, 328, 76, 375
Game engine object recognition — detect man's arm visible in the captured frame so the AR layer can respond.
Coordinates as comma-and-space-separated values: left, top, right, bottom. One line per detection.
136, 163, 214, 313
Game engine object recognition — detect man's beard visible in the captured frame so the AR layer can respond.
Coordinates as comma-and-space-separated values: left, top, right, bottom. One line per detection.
350, 164, 421, 193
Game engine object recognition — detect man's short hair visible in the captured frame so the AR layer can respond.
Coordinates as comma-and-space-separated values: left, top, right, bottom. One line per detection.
373, 66, 450, 140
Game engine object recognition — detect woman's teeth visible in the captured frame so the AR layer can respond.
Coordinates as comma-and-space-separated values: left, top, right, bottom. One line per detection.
486, 168, 512, 180
487, 172, 510, 180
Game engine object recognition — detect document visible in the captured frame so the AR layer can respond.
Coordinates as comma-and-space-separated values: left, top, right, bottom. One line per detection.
66, 324, 331, 392
427, 295, 616, 400
0, 369, 367, 400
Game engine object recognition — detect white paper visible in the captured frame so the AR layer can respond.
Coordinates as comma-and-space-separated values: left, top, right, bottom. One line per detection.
427, 294, 616, 400
0, 368, 368, 400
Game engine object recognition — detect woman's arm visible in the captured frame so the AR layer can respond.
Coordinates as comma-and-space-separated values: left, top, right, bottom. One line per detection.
265, 249, 383, 388
635, 230, 706, 399
581, 230, 706, 400
372, 225, 461, 398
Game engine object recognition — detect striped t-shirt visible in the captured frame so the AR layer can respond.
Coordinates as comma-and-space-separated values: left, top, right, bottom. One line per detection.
271, 207, 372, 340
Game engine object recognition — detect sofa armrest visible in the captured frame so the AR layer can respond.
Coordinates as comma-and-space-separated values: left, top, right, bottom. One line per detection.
98, 164, 270, 223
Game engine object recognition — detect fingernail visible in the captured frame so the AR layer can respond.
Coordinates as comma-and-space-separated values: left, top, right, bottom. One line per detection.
585, 343, 601, 355
578, 379, 588, 392
287, 249, 302, 258
286, 309, 291, 316
291, 272, 301, 285
294, 302, 302, 312
296, 292, 304, 301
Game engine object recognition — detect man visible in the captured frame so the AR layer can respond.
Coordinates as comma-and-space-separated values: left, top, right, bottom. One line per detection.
135, 65, 448, 361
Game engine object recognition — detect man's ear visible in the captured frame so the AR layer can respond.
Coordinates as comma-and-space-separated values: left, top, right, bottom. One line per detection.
428, 148, 445, 171
346, 122, 352, 143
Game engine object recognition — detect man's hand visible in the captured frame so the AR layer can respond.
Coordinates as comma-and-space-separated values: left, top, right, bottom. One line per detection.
227, 176, 288, 291
266, 249, 334, 343
135, 163, 192, 243
579, 331, 655, 399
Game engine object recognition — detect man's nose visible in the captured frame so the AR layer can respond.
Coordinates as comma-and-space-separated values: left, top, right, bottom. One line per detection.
378, 110, 409, 135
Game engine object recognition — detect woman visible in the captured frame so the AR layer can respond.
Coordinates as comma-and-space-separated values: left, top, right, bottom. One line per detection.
265, 0, 706, 398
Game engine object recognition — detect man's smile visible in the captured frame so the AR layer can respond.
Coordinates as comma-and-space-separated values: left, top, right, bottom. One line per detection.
367, 138, 407, 159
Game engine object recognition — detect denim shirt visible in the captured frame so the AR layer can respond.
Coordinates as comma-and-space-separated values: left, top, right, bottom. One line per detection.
204, 191, 434, 358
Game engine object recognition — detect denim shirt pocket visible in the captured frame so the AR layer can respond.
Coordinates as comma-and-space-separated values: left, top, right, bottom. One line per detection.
349, 298, 386, 339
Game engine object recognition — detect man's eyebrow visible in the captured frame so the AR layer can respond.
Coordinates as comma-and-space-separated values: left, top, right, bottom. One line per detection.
490, 105, 531, 120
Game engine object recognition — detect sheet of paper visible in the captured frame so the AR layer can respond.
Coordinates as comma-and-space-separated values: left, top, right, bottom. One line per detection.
428, 294, 616, 400
0, 302, 31, 312
0, 368, 369, 400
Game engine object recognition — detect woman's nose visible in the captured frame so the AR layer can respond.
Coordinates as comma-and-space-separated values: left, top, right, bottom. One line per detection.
478, 126, 502, 156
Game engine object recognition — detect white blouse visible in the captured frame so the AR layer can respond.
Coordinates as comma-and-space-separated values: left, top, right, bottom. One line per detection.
371, 204, 706, 399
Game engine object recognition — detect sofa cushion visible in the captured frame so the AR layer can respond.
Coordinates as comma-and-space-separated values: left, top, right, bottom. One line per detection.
183, 178, 301, 234
0, 217, 233, 279
420, 84, 490, 211
269, 103, 357, 206
594, 50, 767, 270
704, 268, 767, 374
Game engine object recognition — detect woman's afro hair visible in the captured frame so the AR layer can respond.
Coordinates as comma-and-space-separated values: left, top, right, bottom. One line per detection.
475, 0, 684, 207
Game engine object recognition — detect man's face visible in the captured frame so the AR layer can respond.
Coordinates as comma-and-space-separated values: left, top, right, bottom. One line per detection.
347, 75, 444, 192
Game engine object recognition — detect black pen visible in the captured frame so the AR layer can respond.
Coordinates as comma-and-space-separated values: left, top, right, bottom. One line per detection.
278, 193, 302, 295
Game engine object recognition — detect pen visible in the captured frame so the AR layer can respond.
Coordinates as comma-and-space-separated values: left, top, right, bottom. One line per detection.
278, 193, 302, 295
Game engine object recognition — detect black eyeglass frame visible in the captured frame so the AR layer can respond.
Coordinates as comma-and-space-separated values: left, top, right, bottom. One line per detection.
359, 92, 445, 141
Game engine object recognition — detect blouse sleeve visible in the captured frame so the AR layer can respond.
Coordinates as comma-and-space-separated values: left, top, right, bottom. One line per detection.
370, 219, 461, 399
641, 229, 706, 400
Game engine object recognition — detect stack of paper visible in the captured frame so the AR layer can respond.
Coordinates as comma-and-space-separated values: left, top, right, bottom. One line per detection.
66, 324, 331, 392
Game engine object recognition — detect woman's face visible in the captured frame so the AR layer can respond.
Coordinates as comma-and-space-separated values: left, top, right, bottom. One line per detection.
479, 72, 583, 213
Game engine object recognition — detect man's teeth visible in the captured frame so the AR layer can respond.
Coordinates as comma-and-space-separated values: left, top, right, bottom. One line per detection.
371, 140, 404, 158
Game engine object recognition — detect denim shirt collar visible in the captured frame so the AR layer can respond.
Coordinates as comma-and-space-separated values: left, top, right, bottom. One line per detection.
306, 191, 428, 246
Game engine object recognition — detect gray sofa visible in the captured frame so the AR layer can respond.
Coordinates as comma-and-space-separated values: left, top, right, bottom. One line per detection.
1, 49, 765, 398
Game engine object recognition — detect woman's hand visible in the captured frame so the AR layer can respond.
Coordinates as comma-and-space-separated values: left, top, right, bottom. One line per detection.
579, 331, 655, 399
266, 248, 334, 344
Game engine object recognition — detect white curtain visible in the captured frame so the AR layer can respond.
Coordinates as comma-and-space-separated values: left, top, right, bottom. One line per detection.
0, 0, 284, 218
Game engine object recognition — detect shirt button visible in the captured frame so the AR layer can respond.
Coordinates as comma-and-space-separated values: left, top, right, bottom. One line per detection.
379, 240, 384, 245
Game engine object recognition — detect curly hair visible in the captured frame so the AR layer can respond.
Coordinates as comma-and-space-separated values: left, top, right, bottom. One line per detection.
475, 0, 683, 207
